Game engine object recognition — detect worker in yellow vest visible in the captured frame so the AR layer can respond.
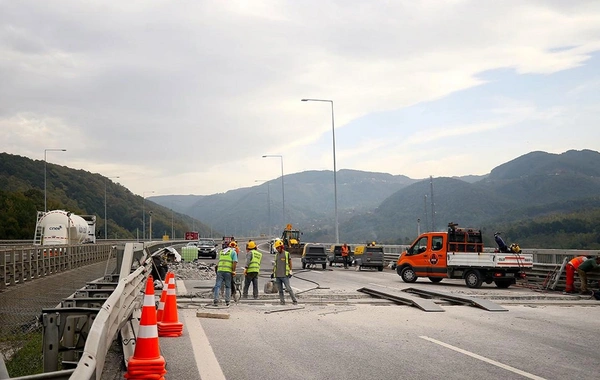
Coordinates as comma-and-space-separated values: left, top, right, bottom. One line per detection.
213, 241, 238, 306
272, 240, 298, 305
242, 240, 263, 299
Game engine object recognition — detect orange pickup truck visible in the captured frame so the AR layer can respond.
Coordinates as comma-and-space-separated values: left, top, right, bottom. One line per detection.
395, 224, 533, 288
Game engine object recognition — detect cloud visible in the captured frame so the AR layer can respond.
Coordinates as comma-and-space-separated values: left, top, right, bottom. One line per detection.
1, 0, 599, 196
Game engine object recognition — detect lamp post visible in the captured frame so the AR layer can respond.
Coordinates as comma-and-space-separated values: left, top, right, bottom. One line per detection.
301, 98, 339, 243
255, 180, 272, 237
171, 199, 181, 239
104, 176, 120, 240
44, 148, 66, 213
262, 155, 285, 225
142, 191, 154, 241
149, 211, 153, 241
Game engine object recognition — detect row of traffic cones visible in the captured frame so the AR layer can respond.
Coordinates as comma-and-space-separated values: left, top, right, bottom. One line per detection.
157, 272, 183, 337
125, 271, 184, 379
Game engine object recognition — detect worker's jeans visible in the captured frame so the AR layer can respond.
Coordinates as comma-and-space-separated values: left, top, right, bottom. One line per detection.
214, 271, 232, 303
275, 276, 297, 304
577, 268, 589, 292
243, 272, 259, 298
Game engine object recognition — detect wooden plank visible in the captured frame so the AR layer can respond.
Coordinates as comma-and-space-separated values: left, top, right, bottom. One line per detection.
196, 311, 230, 319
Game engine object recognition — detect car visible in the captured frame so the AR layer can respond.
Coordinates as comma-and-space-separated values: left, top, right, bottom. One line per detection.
327, 244, 354, 267
197, 239, 218, 259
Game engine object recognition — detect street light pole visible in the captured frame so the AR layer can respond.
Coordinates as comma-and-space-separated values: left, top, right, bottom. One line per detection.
262, 155, 285, 225
44, 148, 66, 213
170, 199, 181, 239
142, 191, 154, 241
104, 176, 120, 240
301, 98, 339, 243
255, 180, 272, 237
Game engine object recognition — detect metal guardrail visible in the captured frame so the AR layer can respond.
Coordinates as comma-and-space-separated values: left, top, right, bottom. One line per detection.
0, 244, 113, 290
69, 241, 176, 380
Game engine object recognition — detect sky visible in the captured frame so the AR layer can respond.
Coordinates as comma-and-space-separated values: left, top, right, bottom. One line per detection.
2, 0, 600, 197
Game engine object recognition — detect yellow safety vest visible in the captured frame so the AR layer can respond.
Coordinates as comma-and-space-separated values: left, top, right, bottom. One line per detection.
217, 249, 234, 272
247, 249, 262, 273
273, 251, 291, 276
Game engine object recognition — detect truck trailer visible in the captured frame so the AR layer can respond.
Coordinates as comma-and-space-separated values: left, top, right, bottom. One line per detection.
33, 210, 96, 245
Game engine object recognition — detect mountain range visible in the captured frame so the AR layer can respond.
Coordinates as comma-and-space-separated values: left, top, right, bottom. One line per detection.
1, 149, 600, 249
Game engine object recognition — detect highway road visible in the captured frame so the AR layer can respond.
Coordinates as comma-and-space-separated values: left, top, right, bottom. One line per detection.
153, 250, 600, 380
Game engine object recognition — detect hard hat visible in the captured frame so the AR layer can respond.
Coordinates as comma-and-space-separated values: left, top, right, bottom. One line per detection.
229, 241, 237, 248
274, 240, 284, 249
372, 241, 376, 246
246, 241, 256, 250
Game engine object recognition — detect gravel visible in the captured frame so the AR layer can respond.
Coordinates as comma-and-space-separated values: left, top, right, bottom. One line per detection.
168, 260, 217, 280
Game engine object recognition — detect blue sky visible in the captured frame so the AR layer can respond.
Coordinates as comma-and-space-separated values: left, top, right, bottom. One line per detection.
1, 1, 600, 195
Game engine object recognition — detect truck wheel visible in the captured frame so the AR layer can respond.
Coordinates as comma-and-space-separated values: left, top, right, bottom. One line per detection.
428, 277, 443, 283
400, 267, 418, 283
322, 263, 326, 270
494, 279, 512, 289
377, 266, 384, 272
465, 270, 483, 288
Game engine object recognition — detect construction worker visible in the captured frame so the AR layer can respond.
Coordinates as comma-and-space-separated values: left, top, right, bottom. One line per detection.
565, 255, 588, 293
576, 256, 600, 294
243, 240, 262, 299
213, 241, 238, 306
341, 243, 350, 269
272, 239, 298, 305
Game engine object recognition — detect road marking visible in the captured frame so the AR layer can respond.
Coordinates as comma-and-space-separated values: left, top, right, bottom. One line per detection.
184, 310, 226, 380
419, 336, 546, 380
176, 279, 187, 296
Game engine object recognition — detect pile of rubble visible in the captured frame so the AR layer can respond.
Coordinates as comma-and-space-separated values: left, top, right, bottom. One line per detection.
168, 260, 217, 281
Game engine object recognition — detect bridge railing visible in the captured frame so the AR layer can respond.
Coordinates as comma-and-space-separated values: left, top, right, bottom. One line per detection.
0, 244, 113, 290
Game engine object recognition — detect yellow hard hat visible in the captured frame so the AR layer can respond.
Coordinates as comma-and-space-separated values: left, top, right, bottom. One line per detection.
274, 240, 284, 249
229, 241, 237, 248
247, 241, 256, 250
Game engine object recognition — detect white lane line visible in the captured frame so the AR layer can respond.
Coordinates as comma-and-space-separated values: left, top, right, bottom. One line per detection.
183, 310, 226, 380
176, 279, 187, 296
419, 336, 546, 380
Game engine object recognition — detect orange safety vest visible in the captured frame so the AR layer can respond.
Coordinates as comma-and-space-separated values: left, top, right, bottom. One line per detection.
568, 256, 587, 269
341, 245, 349, 257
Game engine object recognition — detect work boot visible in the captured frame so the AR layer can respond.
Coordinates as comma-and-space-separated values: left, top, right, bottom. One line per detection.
280, 300, 286, 305
226, 302, 230, 306
213, 300, 218, 306
242, 294, 248, 299
293, 301, 298, 305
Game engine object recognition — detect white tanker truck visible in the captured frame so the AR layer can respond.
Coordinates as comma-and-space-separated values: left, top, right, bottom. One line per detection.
33, 210, 97, 245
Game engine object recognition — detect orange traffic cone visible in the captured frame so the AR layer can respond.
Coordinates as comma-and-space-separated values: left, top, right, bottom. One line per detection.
156, 272, 171, 322
125, 275, 167, 380
157, 272, 183, 337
